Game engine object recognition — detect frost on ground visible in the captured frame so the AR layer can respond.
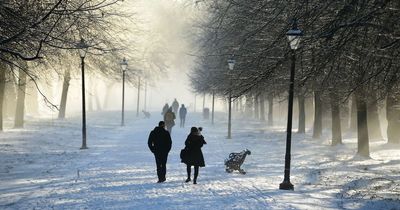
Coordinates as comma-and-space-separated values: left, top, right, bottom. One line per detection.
0, 111, 399, 210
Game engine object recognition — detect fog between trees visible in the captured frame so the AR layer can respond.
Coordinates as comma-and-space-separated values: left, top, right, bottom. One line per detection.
189, 0, 400, 157
1, 0, 400, 158
0, 0, 202, 127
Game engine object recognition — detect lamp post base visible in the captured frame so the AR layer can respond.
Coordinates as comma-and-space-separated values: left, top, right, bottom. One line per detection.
279, 181, 294, 190
80, 146, 88, 150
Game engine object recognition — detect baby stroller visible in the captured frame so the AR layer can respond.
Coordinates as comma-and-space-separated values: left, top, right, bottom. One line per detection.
142, 110, 151, 118
224, 149, 251, 174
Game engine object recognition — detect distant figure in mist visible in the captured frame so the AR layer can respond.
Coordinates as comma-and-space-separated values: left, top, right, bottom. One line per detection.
164, 107, 176, 134
142, 110, 151, 119
172, 98, 179, 114
162, 103, 169, 116
179, 104, 187, 128
181, 127, 207, 184
148, 121, 172, 183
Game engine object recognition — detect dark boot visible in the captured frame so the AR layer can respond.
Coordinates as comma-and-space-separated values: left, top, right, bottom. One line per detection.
186, 165, 192, 182
193, 166, 199, 184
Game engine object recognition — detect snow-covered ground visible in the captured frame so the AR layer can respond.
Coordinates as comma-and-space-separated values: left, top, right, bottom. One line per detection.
0, 111, 399, 210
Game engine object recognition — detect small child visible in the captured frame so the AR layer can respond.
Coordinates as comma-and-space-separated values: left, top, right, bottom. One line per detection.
197, 127, 206, 144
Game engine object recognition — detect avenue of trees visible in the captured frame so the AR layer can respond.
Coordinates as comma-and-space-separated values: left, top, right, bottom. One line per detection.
189, 0, 400, 157
0, 0, 169, 130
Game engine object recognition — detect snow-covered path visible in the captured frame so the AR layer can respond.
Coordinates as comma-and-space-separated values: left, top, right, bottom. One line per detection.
1, 111, 399, 209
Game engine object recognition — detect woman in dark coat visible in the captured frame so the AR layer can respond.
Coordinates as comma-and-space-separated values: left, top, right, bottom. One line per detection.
182, 127, 206, 184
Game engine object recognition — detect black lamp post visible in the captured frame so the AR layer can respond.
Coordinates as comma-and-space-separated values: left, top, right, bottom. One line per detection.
77, 38, 89, 150
279, 19, 303, 190
227, 57, 235, 139
120, 57, 128, 126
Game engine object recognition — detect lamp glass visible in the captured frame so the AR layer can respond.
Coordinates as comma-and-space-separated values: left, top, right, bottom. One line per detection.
228, 59, 235, 70
121, 58, 128, 72
287, 35, 301, 50
286, 25, 303, 50
77, 38, 89, 58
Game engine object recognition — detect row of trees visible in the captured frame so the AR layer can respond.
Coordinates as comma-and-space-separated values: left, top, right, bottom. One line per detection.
0, 0, 127, 130
189, 0, 400, 157
0, 0, 170, 130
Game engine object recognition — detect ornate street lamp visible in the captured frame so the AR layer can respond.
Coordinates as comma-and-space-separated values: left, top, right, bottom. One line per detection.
77, 38, 89, 150
227, 57, 235, 139
286, 20, 303, 50
279, 19, 303, 190
228, 58, 236, 71
120, 57, 128, 126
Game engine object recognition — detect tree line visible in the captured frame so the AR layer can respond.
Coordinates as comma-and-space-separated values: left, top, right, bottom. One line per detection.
189, 0, 400, 157
0, 0, 169, 130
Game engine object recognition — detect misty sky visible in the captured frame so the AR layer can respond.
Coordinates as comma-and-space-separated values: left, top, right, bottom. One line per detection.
135, 0, 198, 111
39, 1, 212, 115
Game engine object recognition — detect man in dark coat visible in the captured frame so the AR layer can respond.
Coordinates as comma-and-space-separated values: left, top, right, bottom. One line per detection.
148, 121, 172, 183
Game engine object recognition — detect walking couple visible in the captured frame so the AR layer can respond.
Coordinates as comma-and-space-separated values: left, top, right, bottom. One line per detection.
148, 121, 206, 184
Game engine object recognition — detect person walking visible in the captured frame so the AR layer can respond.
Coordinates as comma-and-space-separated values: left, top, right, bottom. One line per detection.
172, 98, 179, 114
164, 107, 176, 134
179, 104, 187, 128
162, 103, 169, 116
181, 127, 207, 184
148, 121, 172, 183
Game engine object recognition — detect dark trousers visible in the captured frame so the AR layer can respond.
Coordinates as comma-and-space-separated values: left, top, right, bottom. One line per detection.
186, 165, 199, 180
180, 117, 185, 127
155, 153, 168, 181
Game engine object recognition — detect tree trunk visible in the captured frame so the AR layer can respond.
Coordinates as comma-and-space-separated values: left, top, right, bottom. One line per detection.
313, 91, 323, 138
260, 93, 265, 121
233, 99, 237, 114
202, 93, 206, 111
330, 92, 342, 145
235, 98, 240, 112
88, 79, 94, 112
95, 90, 102, 111
0, 62, 6, 131
268, 94, 273, 126
367, 93, 383, 140
254, 93, 259, 119
386, 95, 400, 144
245, 95, 253, 118
4, 80, 17, 118
103, 82, 115, 109
349, 94, 357, 132
240, 97, 244, 114
341, 98, 351, 132
356, 89, 370, 157
58, 69, 71, 119
26, 81, 39, 116
14, 67, 27, 128
298, 94, 306, 133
